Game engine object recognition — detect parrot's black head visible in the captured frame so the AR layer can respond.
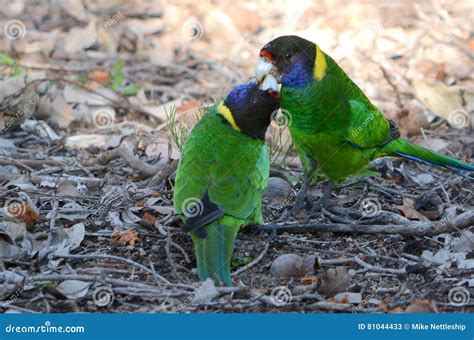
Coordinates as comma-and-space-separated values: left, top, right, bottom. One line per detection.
257, 35, 324, 87
222, 79, 280, 140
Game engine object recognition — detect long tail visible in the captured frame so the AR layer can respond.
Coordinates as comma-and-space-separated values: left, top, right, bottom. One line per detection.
191, 218, 240, 287
384, 139, 474, 174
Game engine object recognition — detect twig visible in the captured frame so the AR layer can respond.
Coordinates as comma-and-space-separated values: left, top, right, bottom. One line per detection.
263, 210, 474, 236
2, 304, 40, 313
148, 159, 178, 187
54, 253, 170, 284
0, 173, 104, 189
98, 142, 162, 178
165, 232, 180, 281
27, 274, 162, 290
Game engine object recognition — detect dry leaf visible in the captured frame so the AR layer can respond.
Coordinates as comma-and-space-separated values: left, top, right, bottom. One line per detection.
318, 267, 349, 296
404, 299, 435, 313
111, 228, 139, 246
142, 212, 159, 224
56, 280, 91, 300
413, 79, 468, 129
88, 70, 110, 85
300, 276, 318, 285
396, 198, 430, 222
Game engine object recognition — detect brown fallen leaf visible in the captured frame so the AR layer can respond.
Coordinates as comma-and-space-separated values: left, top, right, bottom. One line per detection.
404, 299, 435, 313
142, 212, 159, 225
88, 70, 110, 86
380, 299, 405, 313
318, 266, 350, 297
177, 99, 201, 114
111, 228, 139, 246
395, 198, 430, 222
300, 276, 318, 285
22, 205, 41, 231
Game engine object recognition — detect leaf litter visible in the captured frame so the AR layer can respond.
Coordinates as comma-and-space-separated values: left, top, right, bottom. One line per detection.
0, 0, 472, 313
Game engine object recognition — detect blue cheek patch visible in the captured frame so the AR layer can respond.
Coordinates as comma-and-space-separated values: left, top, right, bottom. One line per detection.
282, 60, 312, 88
225, 83, 256, 110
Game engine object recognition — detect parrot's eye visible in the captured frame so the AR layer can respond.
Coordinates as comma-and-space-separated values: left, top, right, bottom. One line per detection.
285, 52, 292, 59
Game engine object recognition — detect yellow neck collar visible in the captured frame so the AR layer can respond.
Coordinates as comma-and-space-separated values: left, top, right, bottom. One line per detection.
217, 101, 241, 131
313, 45, 328, 81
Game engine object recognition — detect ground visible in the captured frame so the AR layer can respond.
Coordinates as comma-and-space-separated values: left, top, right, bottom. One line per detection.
0, 0, 472, 313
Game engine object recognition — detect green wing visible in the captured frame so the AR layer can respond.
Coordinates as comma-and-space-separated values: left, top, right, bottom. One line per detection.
174, 105, 269, 223
345, 99, 393, 149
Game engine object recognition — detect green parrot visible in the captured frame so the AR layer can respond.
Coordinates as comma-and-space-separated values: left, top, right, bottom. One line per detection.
255, 35, 474, 213
173, 76, 280, 286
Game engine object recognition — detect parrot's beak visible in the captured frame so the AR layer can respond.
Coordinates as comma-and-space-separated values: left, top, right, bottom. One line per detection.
258, 73, 280, 98
255, 50, 279, 83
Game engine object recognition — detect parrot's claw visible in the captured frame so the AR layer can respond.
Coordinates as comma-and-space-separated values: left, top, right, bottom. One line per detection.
288, 177, 310, 218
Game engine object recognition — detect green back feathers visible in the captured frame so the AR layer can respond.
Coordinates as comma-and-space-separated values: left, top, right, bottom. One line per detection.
174, 103, 269, 221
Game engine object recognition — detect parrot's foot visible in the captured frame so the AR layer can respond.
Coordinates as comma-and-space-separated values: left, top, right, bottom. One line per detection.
307, 182, 333, 218
288, 177, 310, 218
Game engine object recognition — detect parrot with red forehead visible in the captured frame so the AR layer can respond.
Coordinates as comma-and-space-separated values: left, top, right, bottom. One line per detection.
256, 35, 473, 213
